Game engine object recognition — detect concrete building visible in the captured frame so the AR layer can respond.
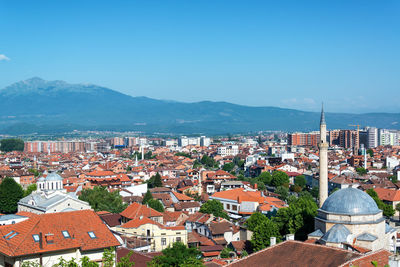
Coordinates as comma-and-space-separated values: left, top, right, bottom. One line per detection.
367, 127, 378, 148
217, 145, 239, 157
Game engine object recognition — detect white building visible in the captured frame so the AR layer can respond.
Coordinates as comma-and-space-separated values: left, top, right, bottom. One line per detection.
18, 172, 91, 214
200, 136, 211, 147
217, 145, 239, 157
0, 210, 120, 267
367, 127, 378, 148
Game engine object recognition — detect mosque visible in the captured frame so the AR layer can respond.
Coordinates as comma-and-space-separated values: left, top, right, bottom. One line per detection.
307, 106, 397, 252
18, 171, 91, 214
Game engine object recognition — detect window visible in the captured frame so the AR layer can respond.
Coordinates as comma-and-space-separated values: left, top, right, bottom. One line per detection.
161, 238, 166, 246
226, 204, 230, 210
4, 231, 18, 240
32, 234, 40, 242
161, 233, 166, 236
176, 237, 181, 242
88, 231, 96, 239
232, 205, 237, 211
62, 231, 71, 238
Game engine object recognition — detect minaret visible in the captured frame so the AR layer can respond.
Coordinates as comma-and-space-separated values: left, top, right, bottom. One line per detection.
318, 104, 329, 208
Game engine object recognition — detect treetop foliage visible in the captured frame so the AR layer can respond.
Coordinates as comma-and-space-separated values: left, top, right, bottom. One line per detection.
79, 186, 127, 213
0, 138, 24, 152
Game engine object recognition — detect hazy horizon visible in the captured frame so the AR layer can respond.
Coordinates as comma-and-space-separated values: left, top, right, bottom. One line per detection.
1, 1, 399, 113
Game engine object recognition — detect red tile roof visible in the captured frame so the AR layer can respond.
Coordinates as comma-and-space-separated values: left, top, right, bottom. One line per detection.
0, 210, 120, 257
120, 202, 163, 219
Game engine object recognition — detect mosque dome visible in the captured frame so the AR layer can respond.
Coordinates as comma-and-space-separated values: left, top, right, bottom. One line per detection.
321, 187, 380, 215
38, 176, 45, 182
45, 172, 63, 181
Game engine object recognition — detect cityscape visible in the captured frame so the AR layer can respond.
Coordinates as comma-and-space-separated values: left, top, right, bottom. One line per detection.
1, 1, 400, 267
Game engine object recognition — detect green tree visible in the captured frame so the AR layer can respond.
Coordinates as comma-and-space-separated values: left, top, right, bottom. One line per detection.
389, 175, 398, 184
147, 199, 164, 212
310, 186, 319, 199
23, 183, 37, 197
258, 172, 272, 185
199, 199, 229, 219
147, 173, 163, 188
117, 251, 135, 267
175, 152, 192, 158
294, 175, 306, 188
366, 148, 374, 158
275, 186, 289, 201
142, 190, 153, 204
0, 138, 24, 152
149, 242, 202, 267
79, 186, 127, 213
200, 155, 218, 168
273, 193, 318, 240
0, 177, 24, 214
222, 162, 235, 172
250, 218, 281, 252
245, 212, 268, 231
220, 247, 232, 258
356, 167, 367, 176
81, 256, 100, 267
257, 181, 266, 191
102, 247, 115, 267
367, 189, 395, 217
396, 203, 400, 215
271, 171, 290, 187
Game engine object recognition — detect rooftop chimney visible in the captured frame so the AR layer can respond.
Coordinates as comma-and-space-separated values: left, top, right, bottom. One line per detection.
270, 236, 276, 246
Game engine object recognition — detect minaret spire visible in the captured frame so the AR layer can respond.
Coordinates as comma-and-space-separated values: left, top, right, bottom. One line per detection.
318, 103, 329, 208
320, 103, 326, 125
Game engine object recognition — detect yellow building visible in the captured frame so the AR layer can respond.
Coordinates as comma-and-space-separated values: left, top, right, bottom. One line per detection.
116, 216, 187, 252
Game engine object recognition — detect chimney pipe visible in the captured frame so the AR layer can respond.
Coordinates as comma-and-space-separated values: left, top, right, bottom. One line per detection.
270, 237, 276, 246
39, 232, 43, 249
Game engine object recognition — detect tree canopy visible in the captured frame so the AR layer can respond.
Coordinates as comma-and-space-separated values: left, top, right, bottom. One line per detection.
147, 199, 164, 212
275, 186, 289, 201
149, 242, 202, 267
199, 199, 229, 219
142, 190, 153, 204
250, 217, 281, 252
23, 183, 37, 197
356, 167, 367, 176
366, 189, 395, 217
147, 173, 163, 188
79, 186, 127, 213
273, 193, 318, 240
294, 175, 306, 188
0, 138, 24, 152
271, 171, 290, 187
0, 177, 24, 214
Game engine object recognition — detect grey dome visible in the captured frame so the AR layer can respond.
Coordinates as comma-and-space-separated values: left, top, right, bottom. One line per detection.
38, 176, 45, 182
321, 187, 380, 215
45, 172, 63, 181
321, 224, 351, 243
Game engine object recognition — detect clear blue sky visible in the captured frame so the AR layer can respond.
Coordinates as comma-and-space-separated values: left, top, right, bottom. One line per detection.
1, 0, 399, 113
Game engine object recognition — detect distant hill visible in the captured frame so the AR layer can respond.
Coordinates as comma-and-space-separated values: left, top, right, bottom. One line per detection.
0, 77, 399, 135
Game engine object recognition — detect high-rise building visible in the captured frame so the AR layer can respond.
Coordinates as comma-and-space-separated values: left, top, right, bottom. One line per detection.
367, 127, 378, 148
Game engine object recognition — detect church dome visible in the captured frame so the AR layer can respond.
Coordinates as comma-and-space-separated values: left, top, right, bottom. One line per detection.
45, 172, 63, 181
321, 187, 380, 215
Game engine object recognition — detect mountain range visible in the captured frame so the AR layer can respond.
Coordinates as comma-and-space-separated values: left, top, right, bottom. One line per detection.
0, 77, 399, 135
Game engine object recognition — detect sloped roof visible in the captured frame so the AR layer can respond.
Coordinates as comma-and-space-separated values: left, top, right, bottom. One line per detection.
226, 240, 361, 267
0, 210, 120, 257
120, 202, 163, 219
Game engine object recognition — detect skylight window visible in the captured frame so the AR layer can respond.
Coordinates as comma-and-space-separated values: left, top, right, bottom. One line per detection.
88, 231, 96, 239
32, 234, 40, 242
62, 230, 70, 238
4, 231, 14, 238
4, 231, 18, 240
